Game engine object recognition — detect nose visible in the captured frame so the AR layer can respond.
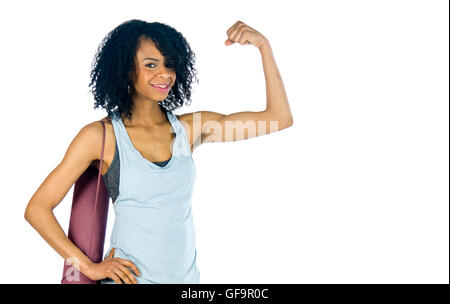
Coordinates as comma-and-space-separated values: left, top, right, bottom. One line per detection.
156, 68, 174, 83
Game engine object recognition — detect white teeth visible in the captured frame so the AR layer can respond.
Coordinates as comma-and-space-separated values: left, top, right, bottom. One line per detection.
153, 84, 169, 88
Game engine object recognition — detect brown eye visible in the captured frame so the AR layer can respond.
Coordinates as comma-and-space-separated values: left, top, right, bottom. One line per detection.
146, 63, 155, 68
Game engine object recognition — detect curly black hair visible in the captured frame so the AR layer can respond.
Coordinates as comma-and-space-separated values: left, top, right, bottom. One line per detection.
88, 19, 199, 122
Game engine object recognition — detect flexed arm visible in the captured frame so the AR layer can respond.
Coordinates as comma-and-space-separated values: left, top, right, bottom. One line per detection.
179, 21, 293, 148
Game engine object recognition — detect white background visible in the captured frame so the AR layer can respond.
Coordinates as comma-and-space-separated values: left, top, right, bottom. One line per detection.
0, 0, 448, 283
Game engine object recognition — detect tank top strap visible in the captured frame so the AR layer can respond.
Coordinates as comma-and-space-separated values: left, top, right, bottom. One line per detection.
110, 113, 129, 151
166, 111, 191, 157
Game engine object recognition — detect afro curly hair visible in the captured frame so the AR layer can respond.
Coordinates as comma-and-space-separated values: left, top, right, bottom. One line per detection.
88, 19, 199, 122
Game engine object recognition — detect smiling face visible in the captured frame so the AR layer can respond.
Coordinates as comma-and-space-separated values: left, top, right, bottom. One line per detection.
130, 36, 176, 101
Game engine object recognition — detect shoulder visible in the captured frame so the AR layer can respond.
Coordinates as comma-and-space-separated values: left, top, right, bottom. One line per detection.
83, 116, 111, 136
176, 113, 195, 132
76, 117, 112, 156
59, 120, 103, 168
176, 113, 191, 124
175, 112, 223, 152
77, 121, 103, 149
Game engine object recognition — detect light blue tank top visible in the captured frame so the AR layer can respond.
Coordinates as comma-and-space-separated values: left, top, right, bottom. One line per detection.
100, 110, 199, 284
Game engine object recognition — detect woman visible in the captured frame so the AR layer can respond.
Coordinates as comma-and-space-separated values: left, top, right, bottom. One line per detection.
24, 19, 293, 284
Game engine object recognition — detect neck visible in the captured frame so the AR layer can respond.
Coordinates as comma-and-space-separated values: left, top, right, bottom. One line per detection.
123, 95, 167, 127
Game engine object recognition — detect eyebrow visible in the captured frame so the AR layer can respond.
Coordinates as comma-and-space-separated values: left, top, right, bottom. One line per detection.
142, 57, 160, 62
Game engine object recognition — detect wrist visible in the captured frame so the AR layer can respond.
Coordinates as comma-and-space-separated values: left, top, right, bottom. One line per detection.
258, 37, 270, 51
81, 260, 96, 279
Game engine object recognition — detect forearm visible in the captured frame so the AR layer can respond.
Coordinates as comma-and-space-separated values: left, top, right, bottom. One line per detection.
25, 205, 94, 278
258, 40, 293, 126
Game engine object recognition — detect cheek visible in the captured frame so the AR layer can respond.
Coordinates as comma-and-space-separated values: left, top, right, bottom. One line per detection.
141, 76, 153, 85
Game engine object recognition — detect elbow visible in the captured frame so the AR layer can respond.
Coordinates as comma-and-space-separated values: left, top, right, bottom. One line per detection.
282, 116, 293, 129
25, 200, 54, 224
287, 117, 294, 127
24, 203, 33, 223
24, 201, 40, 223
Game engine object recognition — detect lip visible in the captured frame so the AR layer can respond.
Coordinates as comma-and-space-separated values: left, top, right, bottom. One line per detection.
151, 83, 170, 93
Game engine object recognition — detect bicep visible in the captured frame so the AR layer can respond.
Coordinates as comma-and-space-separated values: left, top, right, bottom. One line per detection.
196, 110, 287, 144
27, 122, 102, 212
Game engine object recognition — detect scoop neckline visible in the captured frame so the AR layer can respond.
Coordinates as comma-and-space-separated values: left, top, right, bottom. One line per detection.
117, 111, 178, 170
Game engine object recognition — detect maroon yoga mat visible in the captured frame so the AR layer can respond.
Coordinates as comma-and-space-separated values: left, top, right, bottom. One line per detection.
61, 120, 110, 284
